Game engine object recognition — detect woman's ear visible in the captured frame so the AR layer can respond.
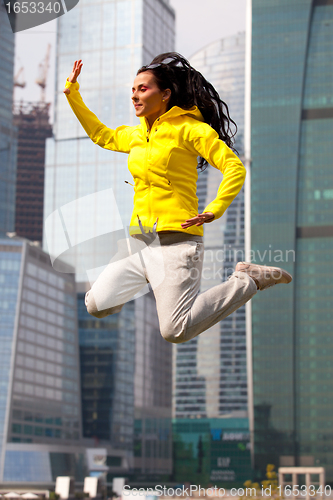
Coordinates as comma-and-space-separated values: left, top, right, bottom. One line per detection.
163, 89, 171, 102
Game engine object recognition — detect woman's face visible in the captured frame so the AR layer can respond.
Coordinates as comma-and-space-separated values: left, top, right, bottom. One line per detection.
131, 71, 170, 125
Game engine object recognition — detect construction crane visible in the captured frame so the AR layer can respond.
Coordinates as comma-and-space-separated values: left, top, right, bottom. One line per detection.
14, 66, 26, 88
36, 44, 51, 102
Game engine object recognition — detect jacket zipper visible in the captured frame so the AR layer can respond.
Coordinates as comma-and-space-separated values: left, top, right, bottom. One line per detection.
145, 126, 150, 226
144, 118, 160, 229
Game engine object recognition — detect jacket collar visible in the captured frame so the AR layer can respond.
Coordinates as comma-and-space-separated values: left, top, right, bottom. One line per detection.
140, 105, 204, 131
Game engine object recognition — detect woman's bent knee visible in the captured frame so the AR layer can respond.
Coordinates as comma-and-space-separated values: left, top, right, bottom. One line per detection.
160, 325, 186, 344
85, 290, 123, 318
87, 303, 124, 319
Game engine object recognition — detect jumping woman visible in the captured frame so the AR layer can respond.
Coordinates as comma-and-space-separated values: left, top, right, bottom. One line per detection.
63, 53, 292, 344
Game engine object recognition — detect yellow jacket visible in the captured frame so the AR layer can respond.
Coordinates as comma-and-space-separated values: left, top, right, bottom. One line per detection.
64, 79, 246, 236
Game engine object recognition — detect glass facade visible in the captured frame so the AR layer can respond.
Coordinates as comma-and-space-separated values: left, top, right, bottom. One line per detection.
77, 292, 135, 450
0, 240, 22, 481
0, 4, 17, 236
172, 417, 251, 486
0, 239, 84, 481
43, 0, 175, 282
133, 291, 172, 476
173, 34, 246, 419
251, 0, 333, 480
44, 0, 175, 478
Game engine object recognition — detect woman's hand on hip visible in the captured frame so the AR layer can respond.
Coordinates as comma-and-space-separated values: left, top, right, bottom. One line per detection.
181, 212, 215, 229
63, 60, 83, 94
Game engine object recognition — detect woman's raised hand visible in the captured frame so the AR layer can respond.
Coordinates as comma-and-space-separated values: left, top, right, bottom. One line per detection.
181, 212, 215, 229
63, 60, 83, 94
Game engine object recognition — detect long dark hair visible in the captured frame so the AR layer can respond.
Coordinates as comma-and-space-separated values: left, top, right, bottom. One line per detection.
137, 52, 238, 170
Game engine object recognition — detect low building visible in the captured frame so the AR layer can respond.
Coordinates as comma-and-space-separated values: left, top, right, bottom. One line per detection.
172, 417, 251, 486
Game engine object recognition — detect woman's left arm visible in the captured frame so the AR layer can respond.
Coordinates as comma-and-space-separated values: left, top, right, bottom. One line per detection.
185, 122, 246, 221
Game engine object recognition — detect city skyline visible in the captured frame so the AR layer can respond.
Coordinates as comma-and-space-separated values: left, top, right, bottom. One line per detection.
2, 0, 333, 486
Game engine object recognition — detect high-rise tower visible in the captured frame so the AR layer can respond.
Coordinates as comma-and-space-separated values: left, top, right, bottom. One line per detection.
172, 34, 252, 486
250, 0, 333, 479
44, 0, 175, 275
175, 33, 246, 419
0, 3, 17, 236
13, 102, 52, 243
44, 0, 175, 478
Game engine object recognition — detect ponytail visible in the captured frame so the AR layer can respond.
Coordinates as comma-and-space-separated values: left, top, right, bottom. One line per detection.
137, 52, 238, 170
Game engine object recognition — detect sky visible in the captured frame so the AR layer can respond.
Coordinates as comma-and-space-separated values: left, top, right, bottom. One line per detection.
13, 0, 246, 113
169, 0, 246, 57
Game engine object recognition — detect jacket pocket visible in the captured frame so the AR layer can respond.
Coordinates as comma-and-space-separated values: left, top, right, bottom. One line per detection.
167, 178, 196, 215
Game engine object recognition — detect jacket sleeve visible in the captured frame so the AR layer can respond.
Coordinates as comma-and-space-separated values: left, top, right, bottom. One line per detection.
185, 122, 246, 219
64, 80, 132, 153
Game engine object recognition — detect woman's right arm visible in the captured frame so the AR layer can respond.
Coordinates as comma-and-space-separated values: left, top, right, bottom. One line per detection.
63, 60, 132, 153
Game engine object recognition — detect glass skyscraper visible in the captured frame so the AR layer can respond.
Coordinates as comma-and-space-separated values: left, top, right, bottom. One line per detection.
174, 33, 246, 419
251, 0, 333, 480
77, 291, 136, 453
0, 238, 85, 482
133, 291, 172, 476
44, 0, 175, 277
0, 3, 17, 237
44, 0, 175, 478
171, 33, 251, 487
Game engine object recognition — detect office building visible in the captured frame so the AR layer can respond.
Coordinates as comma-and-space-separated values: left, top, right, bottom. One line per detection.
44, 0, 175, 479
77, 290, 136, 453
77, 289, 173, 480
0, 3, 17, 237
251, 0, 333, 480
13, 102, 52, 243
172, 417, 251, 485
0, 238, 84, 482
133, 291, 172, 477
44, 0, 175, 278
174, 33, 246, 419
171, 33, 249, 486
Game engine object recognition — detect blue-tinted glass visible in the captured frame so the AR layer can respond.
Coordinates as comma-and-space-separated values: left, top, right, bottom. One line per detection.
174, 34, 247, 420
0, 242, 22, 467
45, 0, 176, 480
0, 5, 17, 236
252, 0, 333, 480
3, 450, 52, 481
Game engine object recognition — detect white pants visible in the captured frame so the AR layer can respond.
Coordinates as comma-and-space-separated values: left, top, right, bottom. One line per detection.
85, 232, 257, 344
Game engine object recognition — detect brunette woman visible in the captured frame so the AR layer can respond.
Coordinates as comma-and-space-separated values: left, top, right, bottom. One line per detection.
63, 53, 292, 344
